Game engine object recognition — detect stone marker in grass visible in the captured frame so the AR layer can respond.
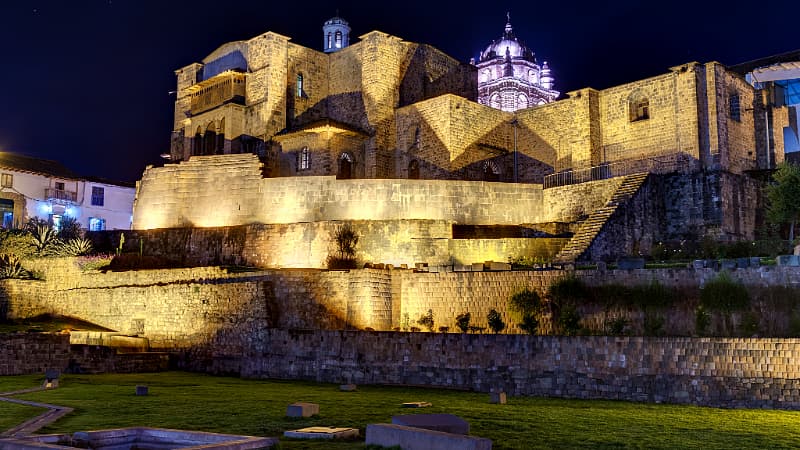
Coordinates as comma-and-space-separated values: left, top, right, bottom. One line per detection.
402, 401, 431, 408
489, 392, 506, 404
339, 384, 357, 391
136, 385, 149, 396
283, 426, 359, 439
392, 413, 469, 435
286, 402, 319, 418
43, 369, 60, 389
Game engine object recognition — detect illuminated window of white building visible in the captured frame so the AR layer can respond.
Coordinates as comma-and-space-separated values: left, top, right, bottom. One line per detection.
89, 217, 106, 231
298, 147, 310, 170
1, 174, 12, 188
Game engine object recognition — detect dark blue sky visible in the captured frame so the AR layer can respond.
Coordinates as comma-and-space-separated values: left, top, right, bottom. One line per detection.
0, 0, 796, 182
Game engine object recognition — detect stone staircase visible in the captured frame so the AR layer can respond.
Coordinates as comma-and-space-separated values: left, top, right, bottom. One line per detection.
553, 172, 649, 263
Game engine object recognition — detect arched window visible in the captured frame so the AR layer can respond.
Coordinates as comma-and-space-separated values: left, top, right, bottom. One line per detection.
408, 160, 420, 179
338, 152, 354, 179
327, 32, 332, 50
413, 126, 421, 148
629, 93, 649, 122
334, 31, 343, 48
529, 69, 538, 84
298, 146, 310, 170
483, 160, 500, 182
490, 93, 501, 109
517, 94, 528, 110
729, 93, 741, 122
296, 73, 304, 97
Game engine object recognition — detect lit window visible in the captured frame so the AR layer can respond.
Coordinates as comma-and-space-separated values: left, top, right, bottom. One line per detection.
327, 32, 332, 49
298, 147, 310, 170
51, 214, 62, 233
729, 94, 741, 122
629, 97, 649, 122
1, 173, 12, 188
89, 217, 106, 231
55, 181, 65, 191
335, 31, 342, 48
91, 186, 104, 206
296, 73, 304, 97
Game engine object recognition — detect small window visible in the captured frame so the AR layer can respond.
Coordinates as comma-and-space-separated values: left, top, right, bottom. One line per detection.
729, 94, 741, 122
334, 31, 342, 48
88, 217, 106, 231
1, 173, 12, 188
296, 73, 304, 97
629, 97, 649, 122
413, 127, 421, 147
91, 186, 104, 206
327, 32, 332, 49
298, 147, 310, 171
55, 181, 65, 191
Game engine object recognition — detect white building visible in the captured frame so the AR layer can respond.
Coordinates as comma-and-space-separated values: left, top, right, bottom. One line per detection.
474, 14, 559, 112
0, 152, 134, 231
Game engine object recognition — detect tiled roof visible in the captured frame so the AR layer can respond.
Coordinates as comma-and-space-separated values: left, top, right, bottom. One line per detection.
0, 152, 80, 179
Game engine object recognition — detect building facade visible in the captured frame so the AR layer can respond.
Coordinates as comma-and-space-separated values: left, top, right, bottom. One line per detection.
151, 17, 793, 251
0, 153, 134, 231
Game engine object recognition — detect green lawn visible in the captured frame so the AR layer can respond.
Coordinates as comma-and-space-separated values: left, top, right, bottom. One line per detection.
2, 372, 799, 449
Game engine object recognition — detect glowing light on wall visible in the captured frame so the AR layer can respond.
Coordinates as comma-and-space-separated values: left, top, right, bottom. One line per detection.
38, 202, 52, 215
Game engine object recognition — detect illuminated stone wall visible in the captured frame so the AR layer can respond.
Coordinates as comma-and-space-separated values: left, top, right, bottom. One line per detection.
238, 331, 800, 409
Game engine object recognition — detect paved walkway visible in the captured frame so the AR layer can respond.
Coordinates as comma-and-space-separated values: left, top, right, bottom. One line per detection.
0, 386, 73, 438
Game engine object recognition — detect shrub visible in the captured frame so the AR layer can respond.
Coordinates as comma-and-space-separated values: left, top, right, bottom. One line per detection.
417, 309, 434, 332
438, 326, 449, 333
695, 306, 711, 336
548, 276, 589, 305
557, 305, 581, 336
606, 316, 629, 335
108, 254, 182, 271
700, 272, 750, 311
643, 313, 665, 336
0, 229, 35, 258
487, 309, 505, 334
57, 216, 82, 241
628, 280, 674, 309
455, 312, 471, 333
509, 288, 541, 319
76, 254, 114, 271
518, 313, 539, 335
740, 311, 760, 336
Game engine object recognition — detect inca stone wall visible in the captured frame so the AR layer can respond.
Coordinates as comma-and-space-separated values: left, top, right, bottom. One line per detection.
0, 333, 167, 375
236, 330, 800, 410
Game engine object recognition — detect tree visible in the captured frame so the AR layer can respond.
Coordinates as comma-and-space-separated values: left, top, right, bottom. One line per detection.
487, 309, 505, 334
455, 312, 471, 333
509, 288, 541, 335
766, 162, 800, 242
417, 309, 434, 332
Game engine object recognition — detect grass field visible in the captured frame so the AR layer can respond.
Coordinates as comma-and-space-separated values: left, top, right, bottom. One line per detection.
2, 372, 800, 449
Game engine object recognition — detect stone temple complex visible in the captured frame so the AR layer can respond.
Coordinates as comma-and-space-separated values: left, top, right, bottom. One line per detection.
138, 15, 792, 266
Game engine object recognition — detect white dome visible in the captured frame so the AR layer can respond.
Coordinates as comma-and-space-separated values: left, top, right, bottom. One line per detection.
478, 17, 535, 63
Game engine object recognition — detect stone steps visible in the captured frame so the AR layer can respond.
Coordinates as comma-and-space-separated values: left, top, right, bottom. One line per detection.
553, 173, 649, 263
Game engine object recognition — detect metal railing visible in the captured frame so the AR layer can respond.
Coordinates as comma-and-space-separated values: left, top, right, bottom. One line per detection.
543, 152, 695, 189
45, 188, 77, 202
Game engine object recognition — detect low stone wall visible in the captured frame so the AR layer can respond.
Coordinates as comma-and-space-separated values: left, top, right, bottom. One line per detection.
235, 330, 800, 409
0, 333, 167, 376
0, 333, 70, 376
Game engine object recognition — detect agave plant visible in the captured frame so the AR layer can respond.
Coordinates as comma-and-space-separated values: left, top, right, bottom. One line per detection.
29, 224, 60, 255
0, 253, 25, 279
54, 238, 93, 257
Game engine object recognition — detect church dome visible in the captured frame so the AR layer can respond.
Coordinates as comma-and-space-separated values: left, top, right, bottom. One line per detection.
479, 15, 535, 62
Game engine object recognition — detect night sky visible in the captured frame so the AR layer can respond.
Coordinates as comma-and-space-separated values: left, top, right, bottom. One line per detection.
0, 0, 797, 182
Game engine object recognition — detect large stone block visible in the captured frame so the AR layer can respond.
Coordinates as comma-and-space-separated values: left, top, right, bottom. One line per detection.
392, 414, 470, 435
286, 402, 319, 418
365, 424, 491, 450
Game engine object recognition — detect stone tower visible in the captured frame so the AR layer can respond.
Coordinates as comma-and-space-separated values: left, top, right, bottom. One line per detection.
475, 13, 559, 111
323, 16, 351, 53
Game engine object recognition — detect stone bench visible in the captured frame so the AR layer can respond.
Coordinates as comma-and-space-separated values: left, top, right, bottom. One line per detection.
365, 424, 491, 450
286, 402, 319, 418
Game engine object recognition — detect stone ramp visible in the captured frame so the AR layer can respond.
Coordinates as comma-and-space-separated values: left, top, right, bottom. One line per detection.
553, 172, 649, 263
0, 389, 73, 438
